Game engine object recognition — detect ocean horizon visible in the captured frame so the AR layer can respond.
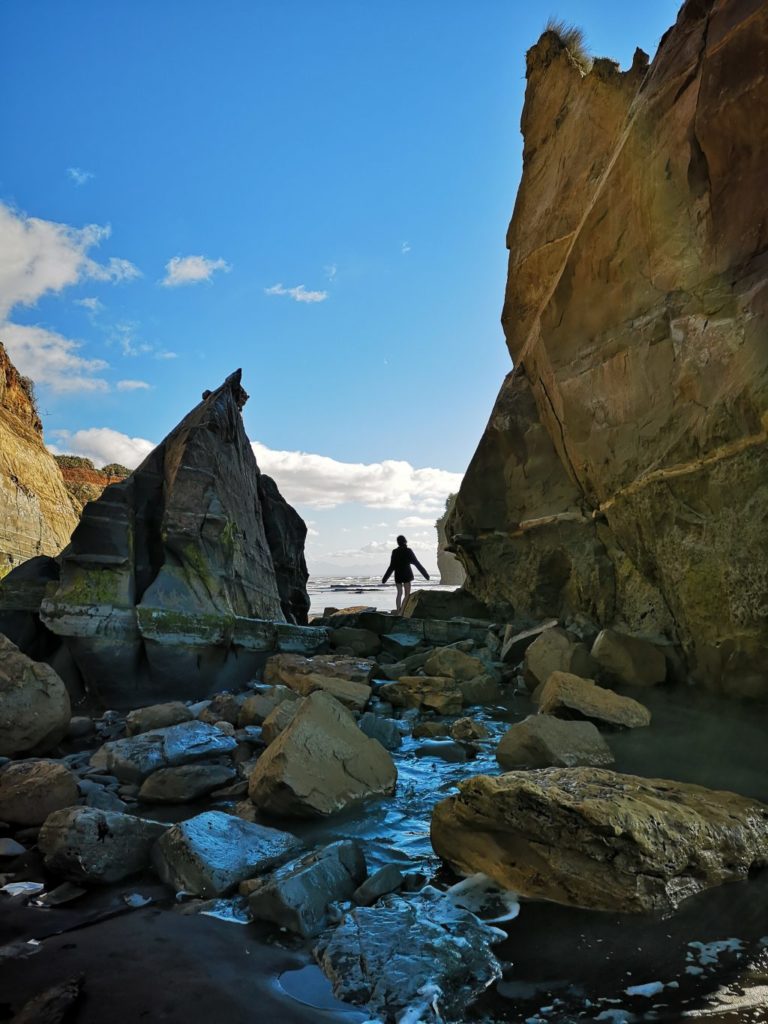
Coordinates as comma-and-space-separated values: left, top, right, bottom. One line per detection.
307, 575, 458, 614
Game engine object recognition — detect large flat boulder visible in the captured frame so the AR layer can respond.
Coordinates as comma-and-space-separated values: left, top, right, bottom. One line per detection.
153, 810, 300, 897
314, 888, 503, 1022
90, 720, 237, 783
247, 840, 366, 937
424, 647, 487, 681
0, 760, 79, 825
0, 635, 71, 756
402, 588, 490, 621
248, 691, 397, 817
264, 653, 373, 710
496, 714, 614, 770
538, 671, 651, 729
125, 702, 194, 736
137, 763, 236, 803
431, 769, 768, 913
39, 807, 167, 884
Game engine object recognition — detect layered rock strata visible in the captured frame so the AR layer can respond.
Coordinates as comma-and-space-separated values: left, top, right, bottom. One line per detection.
26, 370, 317, 705
448, 1, 768, 697
0, 343, 78, 574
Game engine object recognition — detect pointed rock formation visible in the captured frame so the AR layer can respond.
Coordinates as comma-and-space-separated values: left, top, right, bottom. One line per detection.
34, 370, 318, 705
449, 1, 768, 696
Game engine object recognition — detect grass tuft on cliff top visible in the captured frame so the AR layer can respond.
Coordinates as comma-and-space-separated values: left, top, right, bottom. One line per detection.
544, 17, 592, 71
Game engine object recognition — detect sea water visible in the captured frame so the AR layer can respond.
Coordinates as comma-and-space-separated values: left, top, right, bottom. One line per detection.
307, 575, 458, 615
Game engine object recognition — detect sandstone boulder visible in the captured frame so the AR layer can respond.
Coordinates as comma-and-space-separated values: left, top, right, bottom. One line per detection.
431, 769, 768, 913
500, 619, 559, 664
248, 691, 397, 817
402, 588, 488, 621
458, 673, 503, 705
91, 720, 237, 783
358, 713, 402, 751
591, 629, 667, 687
0, 760, 79, 825
125, 702, 193, 736
39, 807, 166, 884
424, 647, 486, 681
450, 718, 490, 742
138, 763, 236, 803
496, 714, 614, 770
328, 626, 381, 657
522, 627, 575, 691
353, 863, 404, 906
153, 810, 300, 897
247, 840, 366, 937
538, 671, 651, 729
264, 653, 372, 710
0, 635, 71, 756
379, 676, 463, 715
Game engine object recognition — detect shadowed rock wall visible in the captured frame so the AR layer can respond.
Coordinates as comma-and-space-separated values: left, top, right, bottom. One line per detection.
449, 0, 768, 697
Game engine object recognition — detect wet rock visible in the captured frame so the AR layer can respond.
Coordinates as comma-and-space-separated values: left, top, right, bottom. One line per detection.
496, 714, 614, 769
0, 837, 26, 856
522, 627, 575, 691
431, 769, 768, 914
8, 976, 84, 1024
500, 619, 559, 664
415, 739, 469, 763
379, 676, 463, 715
0, 635, 71, 756
91, 720, 238, 783
450, 718, 490, 742
39, 807, 166, 884
238, 685, 298, 726
125, 702, 194, 736
153, 809, 300, 897
458, 673, 503, 705
249, 691, 397, 818
329, 626, 381, 657
247, 840, 366, 937
358, 713, 402, 751
591, 629, 667, 687
138, 763, 237, 803
81, 785, 127, 813
261, 700, 299, 745
314, 887, 502, 1023
376, 649, 432, 681
380, 633, 424, 659
353, 863, 403, 906
264, 653, 372, 711
539, 671, 651, 729
424, 646, 486, 681
0, 760, 79, 825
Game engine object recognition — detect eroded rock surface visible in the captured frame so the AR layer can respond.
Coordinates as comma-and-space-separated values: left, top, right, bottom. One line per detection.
91, 720, 237, 783
0, 635, 71, 756
497, 714, 614, 769
0, 760, 78, 824
447, 2, 768, 696
538, 671, 651, 729
431, 769, 768, 913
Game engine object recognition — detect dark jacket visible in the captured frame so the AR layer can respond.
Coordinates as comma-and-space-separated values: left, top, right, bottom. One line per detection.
382, 546, 429, 584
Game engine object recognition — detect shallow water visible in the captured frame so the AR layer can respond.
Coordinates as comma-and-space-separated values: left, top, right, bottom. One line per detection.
307, 575, 457, 614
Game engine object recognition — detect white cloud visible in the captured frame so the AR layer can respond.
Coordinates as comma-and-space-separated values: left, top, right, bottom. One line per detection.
401, 241, 411, 254
2, 322, 109, 393
116, 379, 151, 391
251, 441, 462, 514
48, 427, 155, 468
265, 283, 328, 304
324, 264, 337, 281
161, 255, 230, 287
75, 296, 103, 313
67, 167, 94, 186
0, 202, 140, 392
154, 350, 177, 360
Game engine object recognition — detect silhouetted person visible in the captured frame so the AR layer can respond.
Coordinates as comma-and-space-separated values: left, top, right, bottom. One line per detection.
382, 534, 429, 614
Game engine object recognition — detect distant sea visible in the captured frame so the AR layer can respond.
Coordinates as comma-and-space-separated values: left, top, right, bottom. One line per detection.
307, 575, 457, 615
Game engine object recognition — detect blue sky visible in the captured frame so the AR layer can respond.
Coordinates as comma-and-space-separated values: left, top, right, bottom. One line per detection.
1, 0, 679, 574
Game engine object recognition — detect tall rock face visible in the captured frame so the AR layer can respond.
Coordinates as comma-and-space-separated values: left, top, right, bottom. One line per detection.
0, 343, 78, 575
55, 456, 130, 516
449, 0, 768, 697
435, 495, 466, 586
36, 370, 317, 706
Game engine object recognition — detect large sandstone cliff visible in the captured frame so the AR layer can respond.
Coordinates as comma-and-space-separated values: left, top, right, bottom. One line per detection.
449, 0, 768, 697
0, 343, 78, 576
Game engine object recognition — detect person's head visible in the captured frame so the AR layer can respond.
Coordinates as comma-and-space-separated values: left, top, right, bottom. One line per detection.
396, 535, 407, 547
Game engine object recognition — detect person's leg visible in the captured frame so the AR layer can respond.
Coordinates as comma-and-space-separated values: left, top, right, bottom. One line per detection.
395, 582, 403, 614
403, 581, 411, 609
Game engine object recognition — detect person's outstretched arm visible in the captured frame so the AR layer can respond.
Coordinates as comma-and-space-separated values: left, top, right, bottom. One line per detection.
409, 549, 430, 580
382, 554, 395, 585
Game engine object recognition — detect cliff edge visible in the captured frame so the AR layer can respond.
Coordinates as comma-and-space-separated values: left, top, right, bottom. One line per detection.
449, 0, 768, 697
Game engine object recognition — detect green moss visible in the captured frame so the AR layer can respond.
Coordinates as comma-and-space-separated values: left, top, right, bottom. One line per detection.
60, 567, 123, 605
